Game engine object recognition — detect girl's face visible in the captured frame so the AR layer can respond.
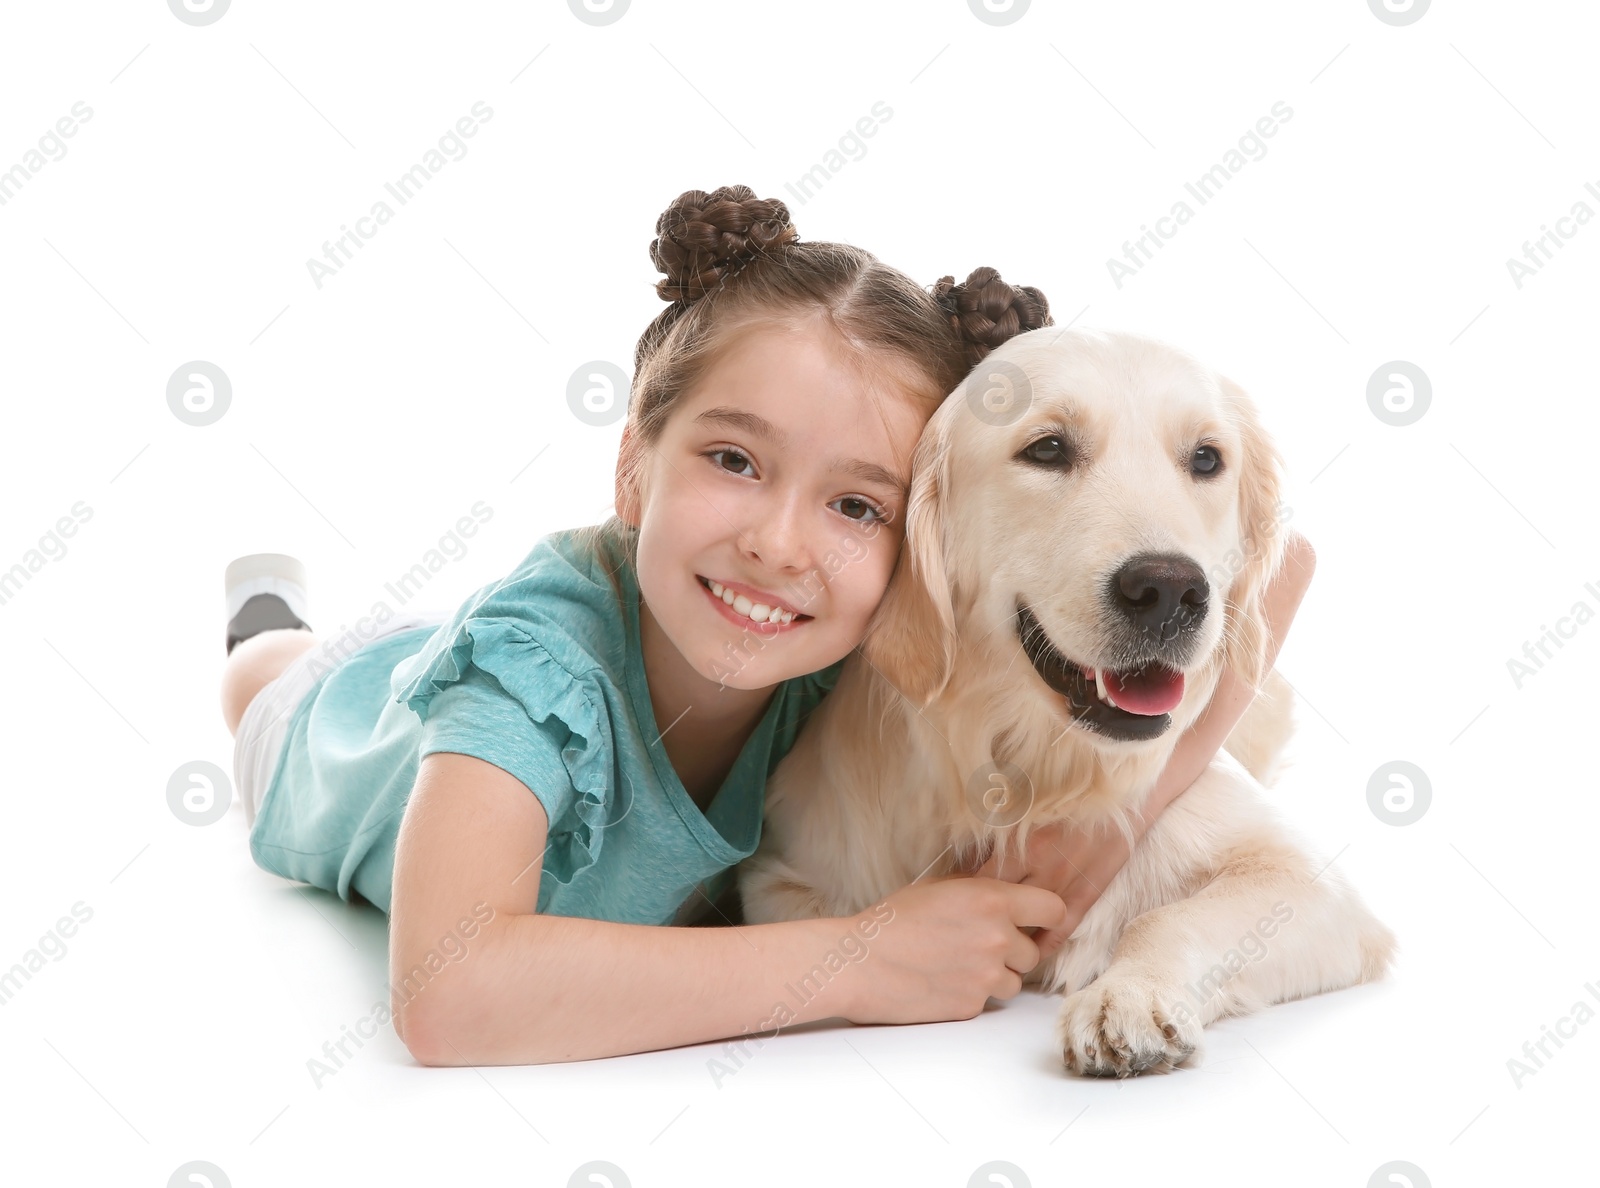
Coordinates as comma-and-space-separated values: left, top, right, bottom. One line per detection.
622, 319, 933, 691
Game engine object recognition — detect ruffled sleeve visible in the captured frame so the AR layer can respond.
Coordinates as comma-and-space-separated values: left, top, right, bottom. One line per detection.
390, 615, 614, 884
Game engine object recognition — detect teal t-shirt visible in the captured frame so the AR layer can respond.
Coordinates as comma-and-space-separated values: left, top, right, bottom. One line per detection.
247, 523, 843, 925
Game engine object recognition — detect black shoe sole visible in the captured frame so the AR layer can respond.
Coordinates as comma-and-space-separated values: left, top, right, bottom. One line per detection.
226, 593, 312, 655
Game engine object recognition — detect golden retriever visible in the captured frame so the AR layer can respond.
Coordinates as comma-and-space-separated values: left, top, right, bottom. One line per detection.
739, 326, 1396, 1076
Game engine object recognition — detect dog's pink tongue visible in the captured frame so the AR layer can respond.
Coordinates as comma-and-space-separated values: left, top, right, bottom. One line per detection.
1103, 666, 1185, 715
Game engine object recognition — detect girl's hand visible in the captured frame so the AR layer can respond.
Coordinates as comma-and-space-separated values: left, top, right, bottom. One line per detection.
964, 820, 1132, 962
963, 531, 1318, 971
843, 876, 1069, 1025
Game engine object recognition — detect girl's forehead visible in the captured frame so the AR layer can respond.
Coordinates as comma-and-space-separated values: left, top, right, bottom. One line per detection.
707, 316, 859, 376
684, 326, 934, 437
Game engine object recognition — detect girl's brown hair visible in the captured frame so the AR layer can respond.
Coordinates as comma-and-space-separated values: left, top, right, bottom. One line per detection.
584, 183, 1052, 578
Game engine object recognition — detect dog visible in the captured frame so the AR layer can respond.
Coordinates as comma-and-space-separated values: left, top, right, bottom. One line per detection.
739, 326, 1396, 1076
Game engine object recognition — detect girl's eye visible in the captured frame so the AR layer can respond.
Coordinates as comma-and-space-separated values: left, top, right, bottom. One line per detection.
1191, 445, 1223, 477
830, 495, 886, 524
708, 448, 755, 477
707, 451, 889, 531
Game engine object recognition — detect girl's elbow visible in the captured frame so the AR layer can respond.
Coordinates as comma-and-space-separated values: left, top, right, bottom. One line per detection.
396, 998, 459, 1067
400, 996, 515, 1067
391, 959, 484, 1066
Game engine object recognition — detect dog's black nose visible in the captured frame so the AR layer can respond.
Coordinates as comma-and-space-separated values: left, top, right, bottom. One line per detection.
1110, 554, 1209, 640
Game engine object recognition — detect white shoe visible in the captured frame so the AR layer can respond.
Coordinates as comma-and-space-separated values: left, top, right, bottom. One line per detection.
225, 553, 312, 654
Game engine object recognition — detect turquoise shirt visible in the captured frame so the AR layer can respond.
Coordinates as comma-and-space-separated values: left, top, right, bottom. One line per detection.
248, 523, 842, 925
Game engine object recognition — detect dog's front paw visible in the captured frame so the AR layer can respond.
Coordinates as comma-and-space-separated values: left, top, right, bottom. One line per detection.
1056, 975, 1201, 1077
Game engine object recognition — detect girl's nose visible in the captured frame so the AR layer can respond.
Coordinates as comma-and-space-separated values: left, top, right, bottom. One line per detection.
739, 496, 813, 575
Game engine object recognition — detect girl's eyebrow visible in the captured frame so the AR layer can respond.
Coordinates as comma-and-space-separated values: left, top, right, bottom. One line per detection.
834, 456, 907, 493
694, 405, 906, 493
695, 406, 783, 442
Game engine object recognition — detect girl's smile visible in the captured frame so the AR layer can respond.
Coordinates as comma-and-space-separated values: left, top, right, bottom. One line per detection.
695, 574, 812, 633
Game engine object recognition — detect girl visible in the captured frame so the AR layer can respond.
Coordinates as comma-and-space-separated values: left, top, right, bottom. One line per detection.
220, 184, 1313, 1066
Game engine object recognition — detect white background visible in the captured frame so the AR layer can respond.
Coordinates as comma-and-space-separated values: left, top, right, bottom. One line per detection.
1, 0, 1595, 1185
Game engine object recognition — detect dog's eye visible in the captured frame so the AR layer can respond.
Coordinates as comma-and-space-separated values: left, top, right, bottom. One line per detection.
1019, 435, 1072, 468
1191, 445, 1222, 477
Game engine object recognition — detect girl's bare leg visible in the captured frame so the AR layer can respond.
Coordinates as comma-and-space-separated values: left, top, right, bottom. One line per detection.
220, 628, 319, 736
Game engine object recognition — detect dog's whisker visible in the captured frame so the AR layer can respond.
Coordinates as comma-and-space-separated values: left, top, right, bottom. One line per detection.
965, 589, 1079, 653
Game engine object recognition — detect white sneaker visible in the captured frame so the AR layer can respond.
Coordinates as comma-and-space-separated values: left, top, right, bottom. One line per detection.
225, 553, 312, 654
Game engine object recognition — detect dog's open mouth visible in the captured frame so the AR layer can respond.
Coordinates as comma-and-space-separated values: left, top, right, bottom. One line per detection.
1016, 604, 1185, 742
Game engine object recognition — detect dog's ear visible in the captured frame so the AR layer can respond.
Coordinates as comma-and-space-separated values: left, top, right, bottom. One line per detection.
1217, 375, 1289, 694
860, 412, 958, 708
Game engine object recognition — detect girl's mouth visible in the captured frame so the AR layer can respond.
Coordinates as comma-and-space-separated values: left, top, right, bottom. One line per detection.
697, 575, 812, 634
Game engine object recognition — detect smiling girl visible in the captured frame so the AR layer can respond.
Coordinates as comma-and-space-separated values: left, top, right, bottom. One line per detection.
219, 184, 1312, 1066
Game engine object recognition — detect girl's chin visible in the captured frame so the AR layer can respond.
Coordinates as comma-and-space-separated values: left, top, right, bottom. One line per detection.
698, 642, 836, 690
702, 655, 785, 690
700, 646, 819, 694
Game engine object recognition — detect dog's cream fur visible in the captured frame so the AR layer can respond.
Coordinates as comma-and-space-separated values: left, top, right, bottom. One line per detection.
739, 327, 1396, 1076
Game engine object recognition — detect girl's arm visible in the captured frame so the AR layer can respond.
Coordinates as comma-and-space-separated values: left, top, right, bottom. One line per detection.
971, 531, 1318, 959
390, 751, 860, 1064
390, 751, 1068, 1064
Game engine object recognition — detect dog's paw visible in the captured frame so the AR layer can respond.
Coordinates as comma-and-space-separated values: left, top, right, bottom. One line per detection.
1056, 975, 1201, 1078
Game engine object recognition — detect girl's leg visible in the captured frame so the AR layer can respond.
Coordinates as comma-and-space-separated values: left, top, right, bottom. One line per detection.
221, 628, 319, 736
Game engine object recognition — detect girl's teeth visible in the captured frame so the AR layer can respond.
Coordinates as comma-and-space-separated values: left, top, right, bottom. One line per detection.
705, 579, 795, 626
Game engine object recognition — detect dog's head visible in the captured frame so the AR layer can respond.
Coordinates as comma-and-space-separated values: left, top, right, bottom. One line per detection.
863, 326, 1289, 751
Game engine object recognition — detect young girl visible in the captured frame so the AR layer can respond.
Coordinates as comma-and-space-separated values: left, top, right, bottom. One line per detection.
220, 184, 1313, 1066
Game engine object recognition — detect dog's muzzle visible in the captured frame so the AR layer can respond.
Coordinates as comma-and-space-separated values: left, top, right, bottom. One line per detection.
1016, 603, 1187, 742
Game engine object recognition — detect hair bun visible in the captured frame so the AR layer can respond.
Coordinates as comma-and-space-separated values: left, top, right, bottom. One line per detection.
649, 185, 799, 303
933, 266, 1052, 364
